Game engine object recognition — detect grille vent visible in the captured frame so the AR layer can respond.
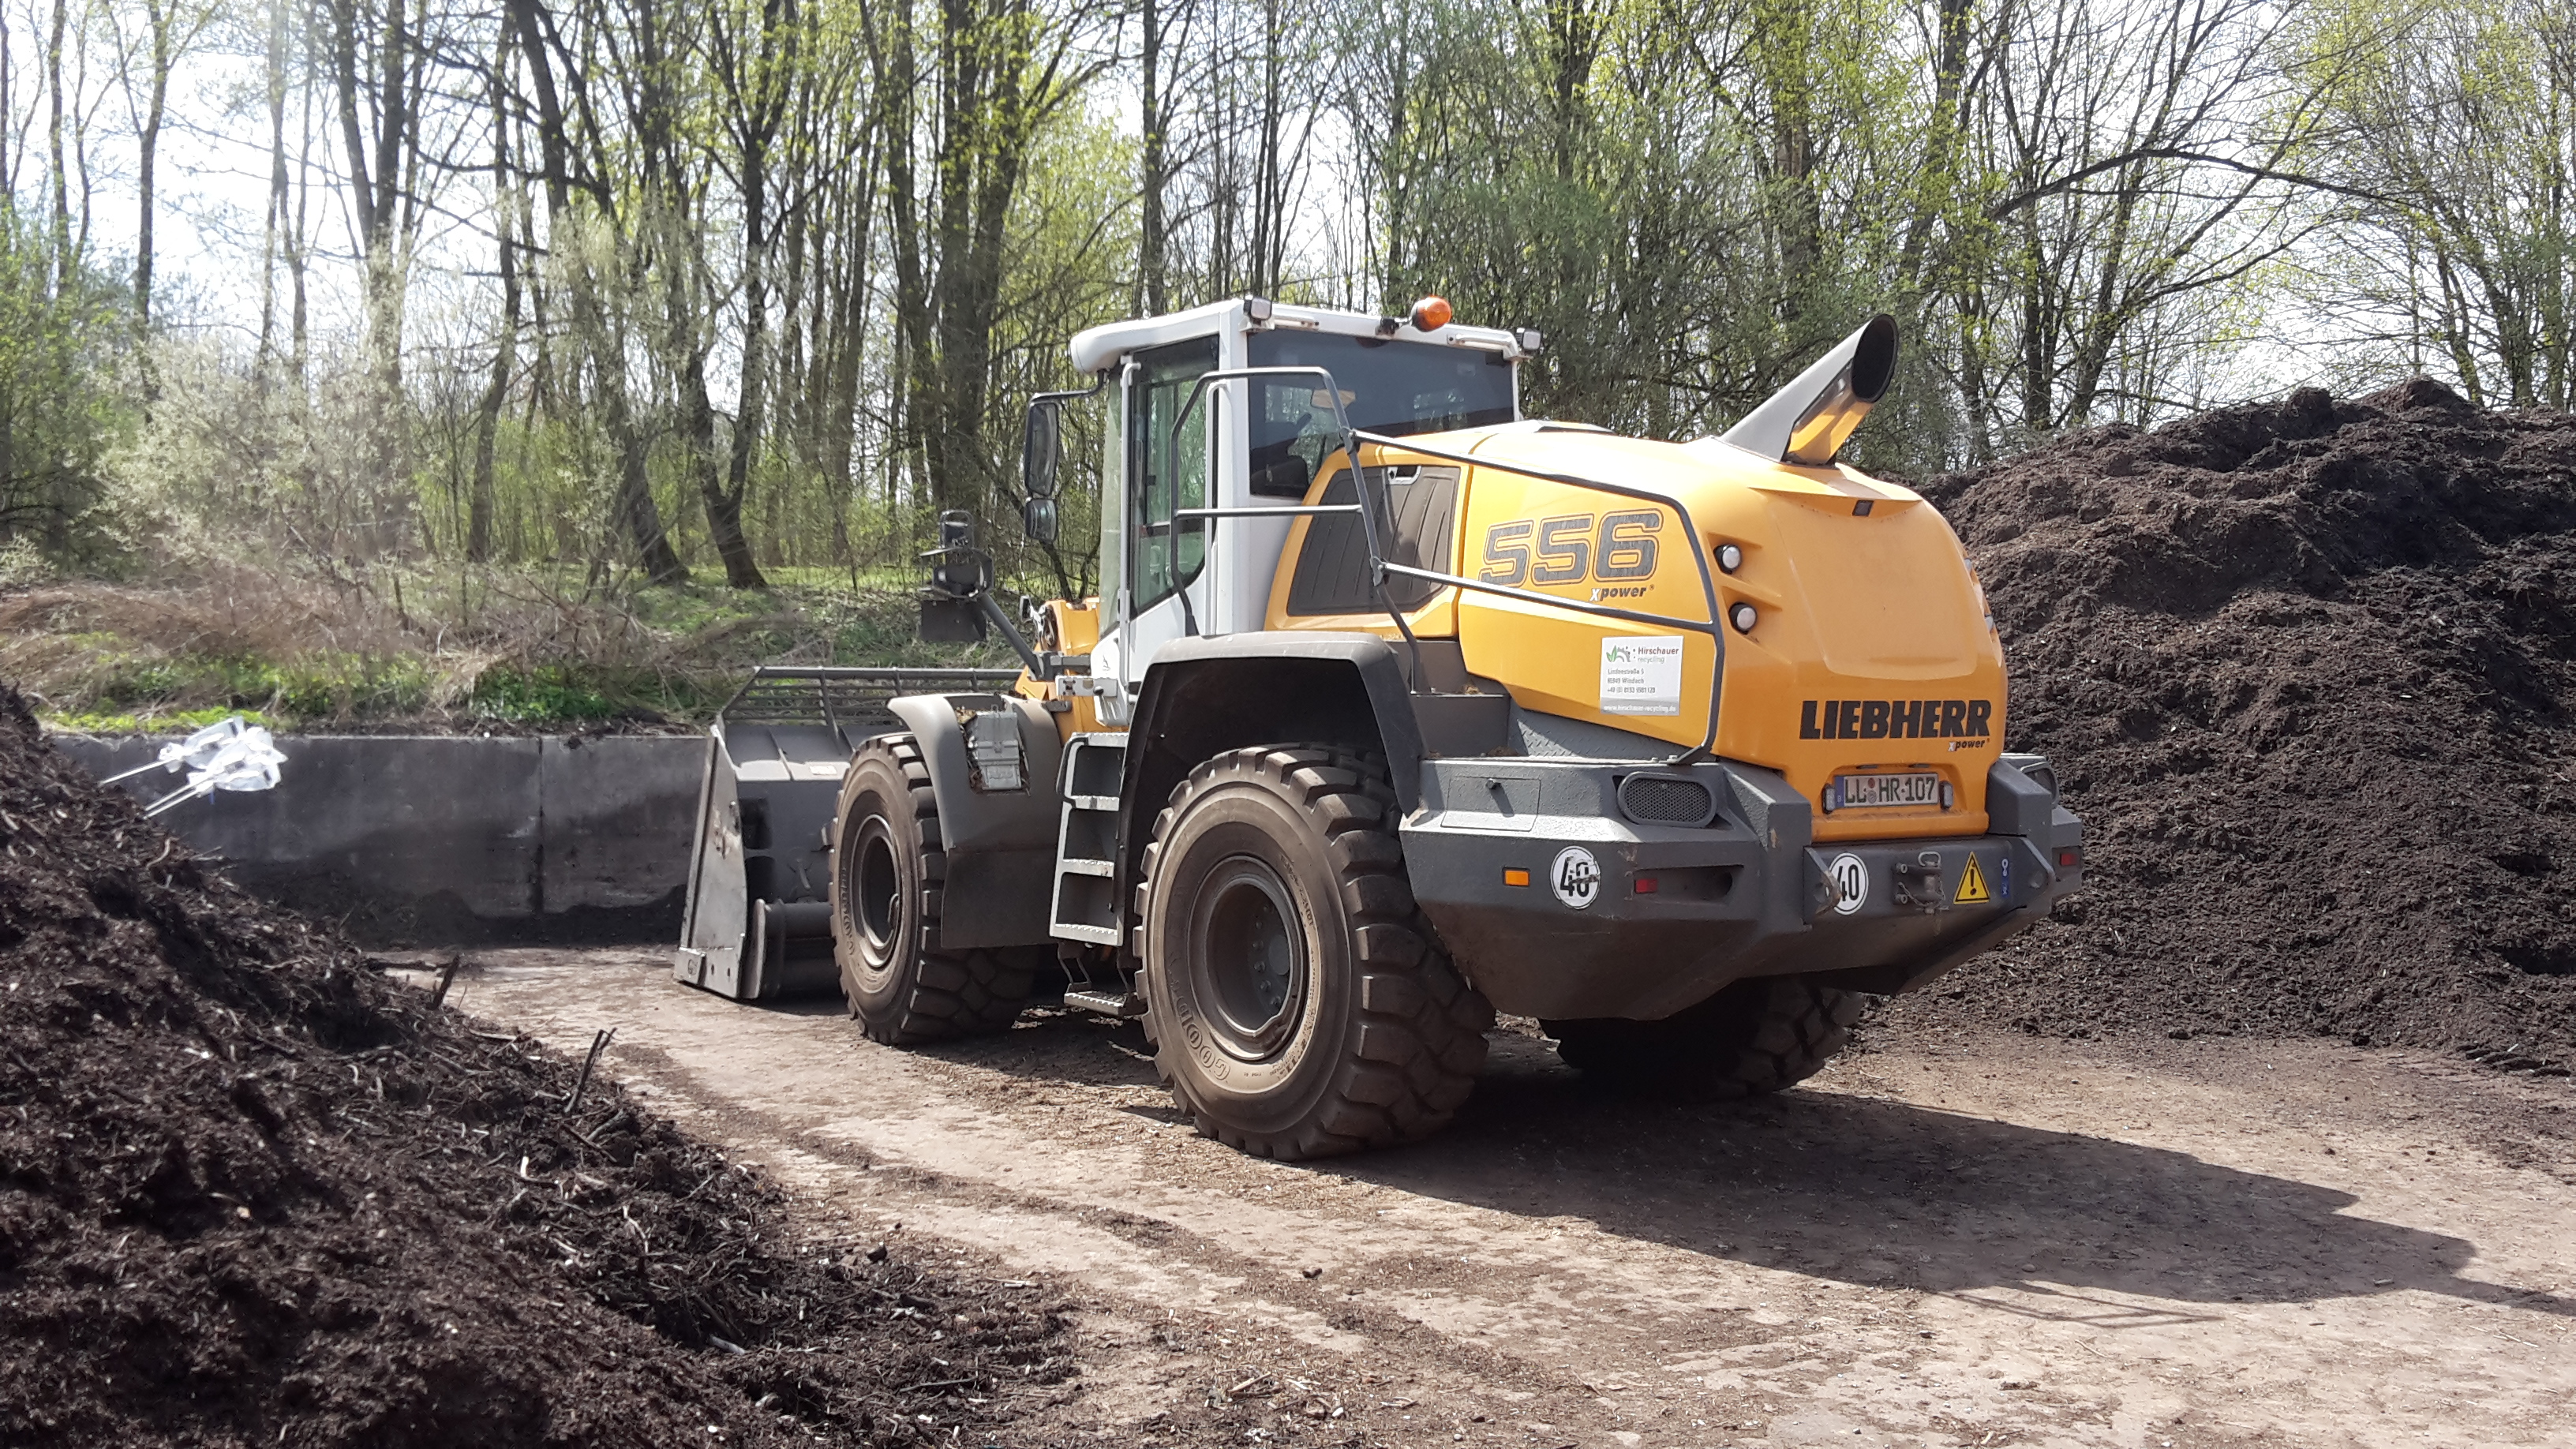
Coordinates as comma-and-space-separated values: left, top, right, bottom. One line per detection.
1618, 773, 1717, 827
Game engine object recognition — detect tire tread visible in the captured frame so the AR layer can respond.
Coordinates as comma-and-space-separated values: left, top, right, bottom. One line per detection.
833, 735, 1034, 1045
1548, 975, 1861, 1101
1142, 744, 1492, 1159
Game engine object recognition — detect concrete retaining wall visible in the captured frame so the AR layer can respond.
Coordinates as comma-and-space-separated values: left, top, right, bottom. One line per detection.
56, 732, 708, 945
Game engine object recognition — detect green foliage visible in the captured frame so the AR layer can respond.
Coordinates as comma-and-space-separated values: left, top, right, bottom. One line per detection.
2, 0, 2564, 645
466, 666, 625, 723
2294, 0, 2576, 407
72, 650, 435, 721
45, 706, 277, 735
0, 204, 139, 559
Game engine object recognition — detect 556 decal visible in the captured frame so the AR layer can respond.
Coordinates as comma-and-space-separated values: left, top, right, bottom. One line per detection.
1480, 511, 1662, 590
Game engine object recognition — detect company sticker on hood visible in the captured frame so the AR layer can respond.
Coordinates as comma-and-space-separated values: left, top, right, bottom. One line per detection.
1601, 636, 1684, 716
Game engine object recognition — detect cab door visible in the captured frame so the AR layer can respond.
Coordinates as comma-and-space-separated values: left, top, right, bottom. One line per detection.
1092, 335, 1218, 721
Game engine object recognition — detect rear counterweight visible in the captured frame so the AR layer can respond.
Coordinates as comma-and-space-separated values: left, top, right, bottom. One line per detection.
1399, 754, 2080, 1021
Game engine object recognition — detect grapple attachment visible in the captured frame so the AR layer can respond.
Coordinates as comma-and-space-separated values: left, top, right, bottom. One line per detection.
674, 665, 1020, 1001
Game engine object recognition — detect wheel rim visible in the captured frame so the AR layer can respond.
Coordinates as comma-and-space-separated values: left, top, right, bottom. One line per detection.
845, 811, 904, 970
1188, 855, 1308, 1061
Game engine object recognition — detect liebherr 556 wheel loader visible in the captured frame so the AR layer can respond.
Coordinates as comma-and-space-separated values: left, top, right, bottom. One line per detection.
675, 295, 2084, 1159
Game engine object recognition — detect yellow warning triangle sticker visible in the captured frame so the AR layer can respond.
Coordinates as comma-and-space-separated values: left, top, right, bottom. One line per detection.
1953, 853, 1992, 904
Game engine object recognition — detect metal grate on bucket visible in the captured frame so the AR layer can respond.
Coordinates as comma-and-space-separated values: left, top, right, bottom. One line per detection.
1618, 773, 1716, 826
718, 666, 1023, 728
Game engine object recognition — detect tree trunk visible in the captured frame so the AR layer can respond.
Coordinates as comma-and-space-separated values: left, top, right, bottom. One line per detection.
879, 0, 934, 504
1, 22, 14, 198
823, 118, 878, 504
1749, 0, 1823, 331
702, 0, 782, 589
257, 0, 289, 379
1139, 0, 1166, 313
47, 0, 69, 295
134, 0, 173, 338
466, 227, 515, 563
1252, 0, 1281, 295
714, 263, 773, 587
467, 36, 520, 564
507, 0, 686, 582
328, 0, 417, 553
288, 83, 311, 387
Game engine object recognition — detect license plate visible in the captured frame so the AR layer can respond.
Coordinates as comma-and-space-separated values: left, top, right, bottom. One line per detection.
1834, 771, 1941, 809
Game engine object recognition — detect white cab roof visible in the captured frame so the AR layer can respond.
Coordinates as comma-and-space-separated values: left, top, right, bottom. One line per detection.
1067, 298, 1530, 376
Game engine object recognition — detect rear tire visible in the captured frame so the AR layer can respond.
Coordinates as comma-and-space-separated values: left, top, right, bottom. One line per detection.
1137, 746, 1492, 1159
1546, 975, 1864, 1100
829, 734, 1035, 1043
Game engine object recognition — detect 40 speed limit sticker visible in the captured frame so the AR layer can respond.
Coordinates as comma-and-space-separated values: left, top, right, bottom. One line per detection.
1828, 852, 1869, 915
1550, 846, 1602, 910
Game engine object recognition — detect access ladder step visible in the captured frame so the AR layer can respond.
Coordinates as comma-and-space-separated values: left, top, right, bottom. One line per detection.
1063, 988, 1148, 1018
1050, 732, 1131, 945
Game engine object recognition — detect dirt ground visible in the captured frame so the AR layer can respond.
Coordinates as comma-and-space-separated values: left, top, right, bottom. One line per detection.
420, 948, 2576, 1449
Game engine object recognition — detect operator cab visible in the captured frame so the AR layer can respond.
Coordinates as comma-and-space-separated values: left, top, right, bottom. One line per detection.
1038, 298, 1539, 724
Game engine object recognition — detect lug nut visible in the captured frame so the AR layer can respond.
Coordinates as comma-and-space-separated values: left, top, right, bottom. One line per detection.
1730, 602, 1758, 634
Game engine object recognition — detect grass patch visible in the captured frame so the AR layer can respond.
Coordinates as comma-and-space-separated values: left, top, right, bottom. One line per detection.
4, 565, 1017, 732
43, 706, 278, 736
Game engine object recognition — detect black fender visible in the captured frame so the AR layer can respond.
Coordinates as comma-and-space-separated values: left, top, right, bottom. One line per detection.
885, 693, 1064, 949
1127, 632, 1425, 807
1114, 635, 1428, 961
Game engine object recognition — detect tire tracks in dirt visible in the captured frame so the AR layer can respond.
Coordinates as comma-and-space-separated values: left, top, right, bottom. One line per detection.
441, 949, 2576, 1449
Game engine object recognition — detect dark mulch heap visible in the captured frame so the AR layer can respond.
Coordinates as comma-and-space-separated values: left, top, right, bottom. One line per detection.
0, 683, 1070, 1447
1890, 380, 2576, 1069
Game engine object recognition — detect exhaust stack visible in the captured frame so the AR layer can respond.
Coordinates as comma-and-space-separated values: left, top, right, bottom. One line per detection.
1716, 314, 1899, 466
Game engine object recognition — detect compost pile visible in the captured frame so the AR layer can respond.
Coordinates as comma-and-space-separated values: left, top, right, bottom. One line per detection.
1901, 379, 2576, 1066
0, 683, 1068, 1447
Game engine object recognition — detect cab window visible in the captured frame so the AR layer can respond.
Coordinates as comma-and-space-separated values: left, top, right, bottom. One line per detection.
1245, 330, 1515, 501
1129, 337, 1218, 610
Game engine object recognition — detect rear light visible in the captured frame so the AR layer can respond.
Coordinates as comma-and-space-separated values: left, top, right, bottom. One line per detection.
1730, 602, 1758, 633
1634, 875, 1659, 894
2057, 847, 2083, 868
1716, 542, 1743, 574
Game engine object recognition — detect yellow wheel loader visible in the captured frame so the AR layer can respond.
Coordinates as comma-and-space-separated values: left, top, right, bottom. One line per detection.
677, 296, 2085, 1159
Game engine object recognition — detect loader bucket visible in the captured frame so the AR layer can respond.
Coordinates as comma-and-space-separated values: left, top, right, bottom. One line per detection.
674, 665, 1022, 1002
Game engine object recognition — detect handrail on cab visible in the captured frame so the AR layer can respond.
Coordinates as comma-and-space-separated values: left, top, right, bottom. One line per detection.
1160, 365, 1726, 768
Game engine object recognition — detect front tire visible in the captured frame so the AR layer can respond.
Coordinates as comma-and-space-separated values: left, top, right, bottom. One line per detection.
1137, 746, 1492, 1159
1547, 975, 1864, 1100
829, 734, 1035, 1043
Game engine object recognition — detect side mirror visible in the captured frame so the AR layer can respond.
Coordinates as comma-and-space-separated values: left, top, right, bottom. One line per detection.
918, 597, 987, 642
1022, 494, 1059, 545
1021, 402, 1062, 500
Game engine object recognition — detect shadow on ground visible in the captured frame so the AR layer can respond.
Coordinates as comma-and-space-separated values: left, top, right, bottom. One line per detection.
917, 1009, 2571, 1324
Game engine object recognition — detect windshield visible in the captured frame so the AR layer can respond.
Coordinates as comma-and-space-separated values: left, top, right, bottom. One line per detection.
1243, 331, 1517, 498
